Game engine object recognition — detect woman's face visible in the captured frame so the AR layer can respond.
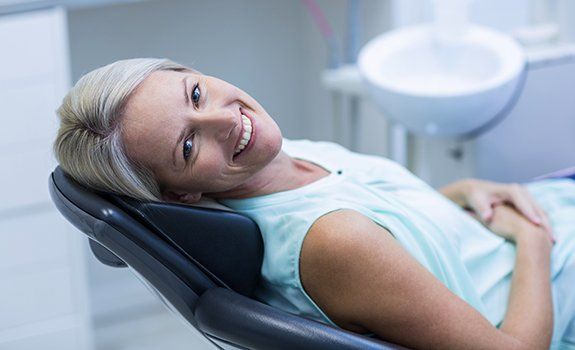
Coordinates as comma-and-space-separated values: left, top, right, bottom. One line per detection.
121, 69, 283, 202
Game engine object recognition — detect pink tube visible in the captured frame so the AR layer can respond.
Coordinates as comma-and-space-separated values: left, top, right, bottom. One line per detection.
301, 0, 335, 40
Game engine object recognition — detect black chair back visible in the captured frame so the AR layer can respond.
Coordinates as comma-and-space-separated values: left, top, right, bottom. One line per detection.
50, 166, 262, 316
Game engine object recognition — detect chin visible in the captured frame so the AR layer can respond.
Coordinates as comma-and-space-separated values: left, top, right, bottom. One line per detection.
266, 125, 283, 157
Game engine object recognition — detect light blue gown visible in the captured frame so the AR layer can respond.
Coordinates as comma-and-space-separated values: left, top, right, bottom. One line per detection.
220, 139, 575, 349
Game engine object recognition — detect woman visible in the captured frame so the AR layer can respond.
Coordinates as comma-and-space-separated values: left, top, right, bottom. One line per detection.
54, 58, 575, 349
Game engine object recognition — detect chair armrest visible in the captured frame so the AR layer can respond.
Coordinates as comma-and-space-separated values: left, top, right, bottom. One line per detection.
194, 288, 405, 350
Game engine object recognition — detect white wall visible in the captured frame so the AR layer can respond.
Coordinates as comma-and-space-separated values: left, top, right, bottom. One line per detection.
557, 0, 575, 42
0, 7, 93, 350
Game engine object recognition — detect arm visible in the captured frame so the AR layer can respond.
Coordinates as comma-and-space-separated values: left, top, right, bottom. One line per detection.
487, 205, 553, 348
300, 209, 552, 350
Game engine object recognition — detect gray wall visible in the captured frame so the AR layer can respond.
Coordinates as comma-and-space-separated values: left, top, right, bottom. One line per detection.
68, 0, 309, 139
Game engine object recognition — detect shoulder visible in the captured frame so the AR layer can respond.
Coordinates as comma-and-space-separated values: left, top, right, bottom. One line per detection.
301, 210, 397, 284
302, 209, 394, 280
304, 209, 389, 253
300, 209, 394, 332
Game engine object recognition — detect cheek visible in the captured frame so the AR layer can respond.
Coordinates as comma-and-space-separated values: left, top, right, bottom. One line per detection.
193, 160, 223, 180
190, 153, 229, 187
257, 122, 282, 158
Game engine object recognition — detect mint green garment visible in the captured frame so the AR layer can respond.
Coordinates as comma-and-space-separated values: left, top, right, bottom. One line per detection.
220, 139, 575, 349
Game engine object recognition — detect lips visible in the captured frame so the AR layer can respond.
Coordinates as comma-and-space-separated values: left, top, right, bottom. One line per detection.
233, 108, 254, 158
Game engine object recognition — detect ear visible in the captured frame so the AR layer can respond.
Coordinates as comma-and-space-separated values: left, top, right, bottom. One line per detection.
162, 190, 202, 204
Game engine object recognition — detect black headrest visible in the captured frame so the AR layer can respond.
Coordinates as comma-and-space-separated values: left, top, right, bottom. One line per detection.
50, 166, 263, 297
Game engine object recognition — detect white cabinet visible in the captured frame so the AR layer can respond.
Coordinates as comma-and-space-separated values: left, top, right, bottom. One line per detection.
0, 7, 92, 350
0, 9, 65, 81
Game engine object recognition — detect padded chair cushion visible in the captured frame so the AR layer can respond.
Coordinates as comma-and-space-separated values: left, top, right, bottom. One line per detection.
51, 167, 263, 297
109, 196, 263, 297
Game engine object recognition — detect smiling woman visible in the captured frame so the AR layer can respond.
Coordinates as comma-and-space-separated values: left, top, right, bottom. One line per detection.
54, 58, 284, 203
54, 58, 575, 350
119, 66, 287, 203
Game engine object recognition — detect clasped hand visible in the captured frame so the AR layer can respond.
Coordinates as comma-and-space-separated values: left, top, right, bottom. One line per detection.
440, 179, 554, 243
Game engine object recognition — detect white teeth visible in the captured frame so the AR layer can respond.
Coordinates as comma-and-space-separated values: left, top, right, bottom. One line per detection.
234, 114, 253, 156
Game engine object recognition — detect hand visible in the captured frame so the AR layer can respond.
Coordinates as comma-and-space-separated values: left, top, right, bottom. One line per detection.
487, 204, 554, 246
441, 179, 553, 240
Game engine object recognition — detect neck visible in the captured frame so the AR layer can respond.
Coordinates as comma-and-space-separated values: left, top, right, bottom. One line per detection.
210, 151, 330, 199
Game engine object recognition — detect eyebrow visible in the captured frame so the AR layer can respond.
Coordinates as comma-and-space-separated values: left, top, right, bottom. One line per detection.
173, 128, 187, 170
172, 77, 191, 170
183, 76, 190, 106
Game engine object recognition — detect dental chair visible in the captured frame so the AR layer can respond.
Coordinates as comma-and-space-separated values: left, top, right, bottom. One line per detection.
49, 166, 402, 350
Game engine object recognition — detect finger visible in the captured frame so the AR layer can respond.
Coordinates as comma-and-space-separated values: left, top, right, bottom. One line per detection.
533, 203, 550, 229
534, 205, 554, 241
524, 194, 555, 243
544, 220, 555, 244
522, 187, 551, 233
464, 207, 481, 221
512, 188, 555, 244
544, 217, 554, 239
467, 192, 493, 223
506, 185, 542, 225
549, 227, 556, 244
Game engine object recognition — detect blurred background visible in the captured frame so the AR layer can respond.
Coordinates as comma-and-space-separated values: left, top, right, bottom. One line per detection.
0, 0, 573, 349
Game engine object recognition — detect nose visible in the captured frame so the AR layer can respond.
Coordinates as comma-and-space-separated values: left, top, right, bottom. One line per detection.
197, 108, 238, 141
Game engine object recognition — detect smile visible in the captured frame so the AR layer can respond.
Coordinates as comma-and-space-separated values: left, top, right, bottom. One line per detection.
234, 114, 253, 156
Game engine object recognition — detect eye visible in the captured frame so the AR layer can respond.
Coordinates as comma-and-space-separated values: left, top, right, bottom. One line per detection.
183, 139, 193, 160
191, 84, 201, 107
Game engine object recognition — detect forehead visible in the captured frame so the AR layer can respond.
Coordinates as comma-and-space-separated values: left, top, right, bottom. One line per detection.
127, 69, 189, 113
121, 70, 190, 169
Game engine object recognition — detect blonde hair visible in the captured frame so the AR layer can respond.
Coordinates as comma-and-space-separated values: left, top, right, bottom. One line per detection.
54, 58, 189, 201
